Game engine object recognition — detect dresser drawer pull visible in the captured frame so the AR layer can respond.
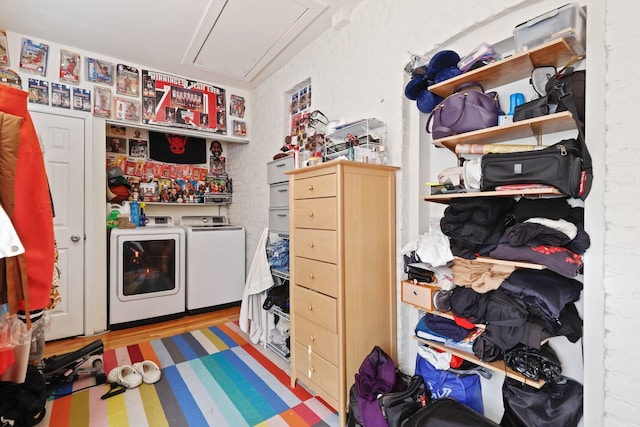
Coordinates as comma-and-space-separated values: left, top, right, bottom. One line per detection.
308, 304, 313, 311
309, 367, 316, 375
278, 188, 288, 193
308, 211, 314, 217
308, 242, 315, 248
310, 335, 315, 342
277, 213, 287, 217
307, 185, 314, 191
309, 273, 315, 279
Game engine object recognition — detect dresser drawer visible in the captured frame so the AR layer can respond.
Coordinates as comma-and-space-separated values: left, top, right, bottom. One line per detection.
295, 316, 339, 365
269, 208, 290, 233
293, 198, 336, 230
293, 173, 336, 199
267, 156, 294, 185
269, 182, 290, 208
293, 285, 337, 333
295, 342, 339, 399
294, 257, 338, 298
293, 229, 337, 263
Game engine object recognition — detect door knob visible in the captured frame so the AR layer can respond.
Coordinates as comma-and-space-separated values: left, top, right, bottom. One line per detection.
71, 235, 81, 242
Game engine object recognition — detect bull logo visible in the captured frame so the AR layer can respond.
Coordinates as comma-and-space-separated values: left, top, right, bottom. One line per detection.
166, 134, 188, 154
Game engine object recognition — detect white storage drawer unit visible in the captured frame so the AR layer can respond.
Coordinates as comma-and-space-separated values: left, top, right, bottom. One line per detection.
267, 156, 294, 185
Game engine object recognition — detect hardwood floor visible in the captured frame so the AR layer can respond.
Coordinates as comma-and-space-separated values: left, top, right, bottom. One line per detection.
43, 306, 240, 358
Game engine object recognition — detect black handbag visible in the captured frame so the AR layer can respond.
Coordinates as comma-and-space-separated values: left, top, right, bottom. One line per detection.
378, 374, 429, 427
403, 397, 500, 427
481, 90, 593, 200
501, 377, 584, 427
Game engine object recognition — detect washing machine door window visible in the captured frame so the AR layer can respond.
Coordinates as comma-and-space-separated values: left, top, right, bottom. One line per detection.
122, 239, 177, 296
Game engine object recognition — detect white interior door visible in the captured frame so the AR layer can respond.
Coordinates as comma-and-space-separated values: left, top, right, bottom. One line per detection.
30, 111, 85, 340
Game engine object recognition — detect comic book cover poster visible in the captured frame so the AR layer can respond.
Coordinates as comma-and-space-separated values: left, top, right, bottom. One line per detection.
93, 86, 112, 118
114, 97, 141, 122
209, 156, 226, 176
51, 83, 71, 109
177, 164, 193, 180
107, 136, 126, 154
28, 78, 49, 105
73, 87, 91, 112
116, 64, 139, 97
206, 176, 228, 193
232, 120, 247, 137
143, 161, 161, 181
122, 159, 135, 176
0, 30, 9, 66
158, 177, 172, 192
298, 87, 309, 112
87, 58, 114, 85
141, 69, 226, 134
128, 138, 148, 158
20, 38, 48, 76
290, 92, 299, 114
230, 94, 245, 118
59, 50, 80, 85
140, 180, 159, 202
193, 167, 208, 182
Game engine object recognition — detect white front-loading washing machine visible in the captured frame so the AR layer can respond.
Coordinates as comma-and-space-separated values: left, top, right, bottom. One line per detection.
109, 216, 185, 329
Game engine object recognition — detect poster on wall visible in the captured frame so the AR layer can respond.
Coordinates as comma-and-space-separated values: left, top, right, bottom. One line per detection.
59, 50, 80, 85
19, 38, 49, 76
114, 96, 141, 122
28, 78, 49, 105
73, 87, 91, 112
230, 94, 245, 118
141, 69, 227, 134
0, 30, 9, 66
87, 57, 114, 85
116, 64, 139, 97
93, 85, 112, 118
51, 83, 70, 109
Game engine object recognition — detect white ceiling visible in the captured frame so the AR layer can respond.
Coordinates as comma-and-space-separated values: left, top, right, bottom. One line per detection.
0, 0, 361, 90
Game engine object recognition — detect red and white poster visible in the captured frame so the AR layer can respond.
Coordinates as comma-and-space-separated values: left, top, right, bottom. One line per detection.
142, 69, 227, 134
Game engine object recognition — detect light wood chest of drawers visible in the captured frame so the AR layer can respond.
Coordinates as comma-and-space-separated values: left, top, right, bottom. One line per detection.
285, 160, 399, 425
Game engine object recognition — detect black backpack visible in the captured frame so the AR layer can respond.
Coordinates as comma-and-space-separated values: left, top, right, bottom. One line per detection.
0, 365, 48, 427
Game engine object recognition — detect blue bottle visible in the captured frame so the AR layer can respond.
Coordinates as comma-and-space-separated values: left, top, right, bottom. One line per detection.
130, 200, 140, 227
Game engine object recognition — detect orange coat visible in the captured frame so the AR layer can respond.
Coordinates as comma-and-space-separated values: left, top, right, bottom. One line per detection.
0, 84, 54, 315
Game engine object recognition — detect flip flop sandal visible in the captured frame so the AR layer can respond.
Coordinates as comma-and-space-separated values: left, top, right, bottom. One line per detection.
133, 360, 162, 384
107, 365, 143, 388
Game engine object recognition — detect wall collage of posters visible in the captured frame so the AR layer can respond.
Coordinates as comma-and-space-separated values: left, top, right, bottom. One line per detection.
1, 30, 246, 204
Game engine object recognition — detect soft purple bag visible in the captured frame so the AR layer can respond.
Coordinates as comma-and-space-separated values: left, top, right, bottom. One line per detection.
426, 82, 503, 139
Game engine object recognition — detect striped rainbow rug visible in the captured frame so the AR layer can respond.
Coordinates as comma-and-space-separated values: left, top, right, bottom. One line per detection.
42, 322, 339, 426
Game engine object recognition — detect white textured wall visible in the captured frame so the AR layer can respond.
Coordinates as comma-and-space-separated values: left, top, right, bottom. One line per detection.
601, 2, 640, 426
229, 0, 640, 424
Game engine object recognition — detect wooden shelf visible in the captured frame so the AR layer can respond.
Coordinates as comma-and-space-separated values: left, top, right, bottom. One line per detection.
424, 187, 562, 203
414, 336, 545, 389
432, 111, 576, 152
428, 38, 581, 97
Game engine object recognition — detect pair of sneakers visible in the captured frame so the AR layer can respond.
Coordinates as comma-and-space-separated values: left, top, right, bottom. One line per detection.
107, 360, 161, 388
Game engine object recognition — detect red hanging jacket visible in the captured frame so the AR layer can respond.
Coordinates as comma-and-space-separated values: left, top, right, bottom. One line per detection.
0, 84, 55, 313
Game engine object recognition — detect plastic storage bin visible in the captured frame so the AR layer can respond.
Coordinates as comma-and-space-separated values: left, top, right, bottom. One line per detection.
514, 3, 586, 54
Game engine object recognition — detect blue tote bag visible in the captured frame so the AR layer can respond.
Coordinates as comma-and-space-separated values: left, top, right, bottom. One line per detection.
415, 350, 484, 415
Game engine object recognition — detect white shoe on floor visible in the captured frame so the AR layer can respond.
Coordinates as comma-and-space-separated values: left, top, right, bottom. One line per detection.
132, 360, 161, 384
107, 365, 143, 389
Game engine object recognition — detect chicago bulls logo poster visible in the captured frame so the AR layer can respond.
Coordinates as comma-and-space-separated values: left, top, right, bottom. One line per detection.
148, 131, 206, 164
